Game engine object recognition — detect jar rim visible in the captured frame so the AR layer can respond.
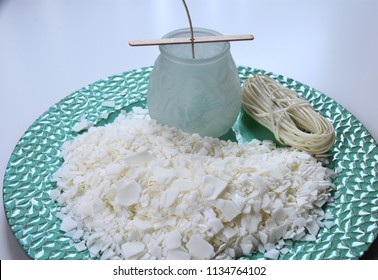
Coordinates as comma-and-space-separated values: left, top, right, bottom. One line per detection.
159, 28, 230, 64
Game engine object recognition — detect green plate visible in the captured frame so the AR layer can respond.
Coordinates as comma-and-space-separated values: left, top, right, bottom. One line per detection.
3, 66, 378, 259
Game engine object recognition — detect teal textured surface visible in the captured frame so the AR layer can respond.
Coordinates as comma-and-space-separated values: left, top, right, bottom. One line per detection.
3, 66, 378, 259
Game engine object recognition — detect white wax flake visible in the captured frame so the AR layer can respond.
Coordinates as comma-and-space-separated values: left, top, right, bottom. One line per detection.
302, 234, 317, 242
49, 189, 60, 201
261, 194, 273, 210
333, 192, 341, 199
264, 249, 280, 260
100, 112, 109, 120
240, 243, 253, 255
72, 229, 84, 240
280, 247, 290, 255
122, 241, 146, 259
105, 163, 124, 178
89, 239, 105, 258
293, 218, 307, 228
306, 220, 320, 236
277, 239, 285, 247
203, 207, 217, 220
52, 107, 336, 260
171, 179, 197, 191
56, 211, 66, 220
272, 207, 287, 221
71, 115, 94, 132
231, 194, 248, 211
60, 216, 77, 232
116, 180, 142, 207
222, 227, 237, 240
258, 231, 268, 244
334, 166, 343, 174
241, 213, 262, 234
324, 221, 336, 229
164, 230, 182, 250
124, 151, 154, 166
92, 197, 105, 213
207, 218, 224, 236
102, 100, 116, 108
252, 174, 268, 194
270, 223, 289, 241
75, 240, 87, 252
150, 166, 175, 184
212, 199, 241, 222
64, 230, 76, 238
130, 217, 154, 231
202, 175, 228, 200
166, 250, 191, 260
149, 245, 162, 259
186, 235, 215, 259
161, 188, 180, 208
324, 212, 333, 220
101, 249, 116, 260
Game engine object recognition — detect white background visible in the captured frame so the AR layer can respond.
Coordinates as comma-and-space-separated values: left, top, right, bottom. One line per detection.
2, 260, 377, 279
1, 0, 377, 259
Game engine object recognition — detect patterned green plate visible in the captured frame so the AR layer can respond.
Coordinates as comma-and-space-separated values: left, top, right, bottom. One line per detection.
3, 66, 378, 259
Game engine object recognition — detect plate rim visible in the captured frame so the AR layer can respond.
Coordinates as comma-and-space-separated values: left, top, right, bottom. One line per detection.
3, 66, 378, 260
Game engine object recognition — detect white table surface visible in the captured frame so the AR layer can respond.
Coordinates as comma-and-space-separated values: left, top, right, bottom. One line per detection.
1, 0, 377, 260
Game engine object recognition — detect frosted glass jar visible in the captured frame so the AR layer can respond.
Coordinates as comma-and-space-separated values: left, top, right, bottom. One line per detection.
147, 28, 242, 137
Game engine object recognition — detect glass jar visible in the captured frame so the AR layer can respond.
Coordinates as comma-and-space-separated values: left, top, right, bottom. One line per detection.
147, 28, 242, 138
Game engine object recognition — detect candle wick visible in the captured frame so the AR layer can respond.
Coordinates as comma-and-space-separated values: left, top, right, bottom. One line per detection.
182, 0, 195, 59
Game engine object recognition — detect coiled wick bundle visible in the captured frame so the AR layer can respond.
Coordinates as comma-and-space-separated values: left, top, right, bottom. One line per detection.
242, 74, 335, 155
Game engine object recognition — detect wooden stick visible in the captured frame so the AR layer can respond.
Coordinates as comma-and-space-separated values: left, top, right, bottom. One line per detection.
129, 34, 254, 47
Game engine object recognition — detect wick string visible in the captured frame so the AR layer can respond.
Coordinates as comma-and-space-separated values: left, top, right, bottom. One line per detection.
182, 0, 195, 59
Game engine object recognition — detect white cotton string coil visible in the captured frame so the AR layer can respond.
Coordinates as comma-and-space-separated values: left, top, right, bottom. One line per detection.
242, 74, 335, 155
